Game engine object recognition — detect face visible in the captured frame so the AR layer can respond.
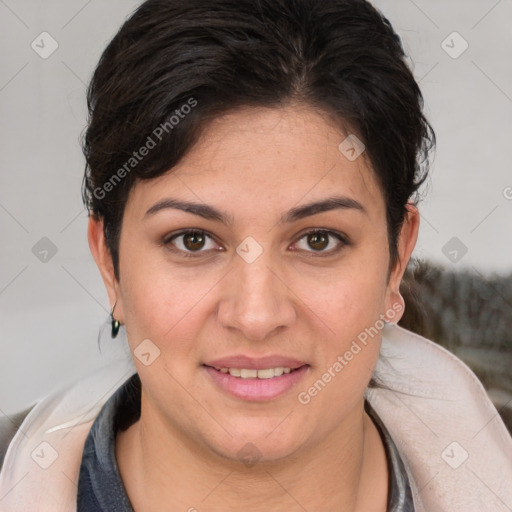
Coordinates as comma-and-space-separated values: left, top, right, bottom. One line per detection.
90, 104, 417, 465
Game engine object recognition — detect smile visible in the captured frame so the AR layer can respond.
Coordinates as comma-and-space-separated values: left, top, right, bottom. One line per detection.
208, 366, 295, 379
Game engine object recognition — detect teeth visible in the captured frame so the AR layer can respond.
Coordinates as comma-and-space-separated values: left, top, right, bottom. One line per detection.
217, 367, 294, 378
240, 368, 258, 378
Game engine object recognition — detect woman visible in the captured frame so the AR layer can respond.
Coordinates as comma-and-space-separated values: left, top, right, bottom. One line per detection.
0, 0, 511, 510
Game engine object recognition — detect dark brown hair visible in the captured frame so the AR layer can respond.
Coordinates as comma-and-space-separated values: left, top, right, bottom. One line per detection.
82, 0, 435, 281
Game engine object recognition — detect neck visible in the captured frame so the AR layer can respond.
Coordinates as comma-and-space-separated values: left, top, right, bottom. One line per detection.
116, 396, 388, 512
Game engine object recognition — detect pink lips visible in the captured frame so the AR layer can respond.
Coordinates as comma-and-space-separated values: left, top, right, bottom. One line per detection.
202, 355, 310, 401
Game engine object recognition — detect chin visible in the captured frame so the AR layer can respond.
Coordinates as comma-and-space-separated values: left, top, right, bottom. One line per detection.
201, 423, 306, 467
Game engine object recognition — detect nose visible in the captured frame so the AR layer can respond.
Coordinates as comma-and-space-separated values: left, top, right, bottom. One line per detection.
216, 249, 297, 342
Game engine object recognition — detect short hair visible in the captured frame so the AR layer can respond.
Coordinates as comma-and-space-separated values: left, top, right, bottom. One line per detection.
82, 0, 435, 280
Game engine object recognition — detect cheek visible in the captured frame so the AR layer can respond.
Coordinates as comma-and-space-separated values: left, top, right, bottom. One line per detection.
120, 261, 209, 342
117, 231, 173, 343
303, 252, 389, 340
295, 256, 388, 396
295, 277, 385, 426
317, 279, 385, 372
117, 240, 227, 375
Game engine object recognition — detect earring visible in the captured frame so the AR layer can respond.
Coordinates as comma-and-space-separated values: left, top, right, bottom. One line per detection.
111, 301, 120, 338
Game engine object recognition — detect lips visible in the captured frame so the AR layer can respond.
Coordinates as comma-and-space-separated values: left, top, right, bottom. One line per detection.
202, 355, 308, 370
203, 363, 310, 401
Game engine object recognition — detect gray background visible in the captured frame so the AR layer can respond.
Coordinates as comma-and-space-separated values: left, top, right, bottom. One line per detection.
1, 0, 511, 414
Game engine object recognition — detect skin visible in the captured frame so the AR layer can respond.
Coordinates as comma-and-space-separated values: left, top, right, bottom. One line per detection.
88, 104, 419, 511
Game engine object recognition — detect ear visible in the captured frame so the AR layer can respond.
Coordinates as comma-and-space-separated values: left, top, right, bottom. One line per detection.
384, 203, 420, 322
87, 216, 124, 322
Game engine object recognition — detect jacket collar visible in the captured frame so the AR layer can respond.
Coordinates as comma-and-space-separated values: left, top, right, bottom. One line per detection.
1, 324, 511, 511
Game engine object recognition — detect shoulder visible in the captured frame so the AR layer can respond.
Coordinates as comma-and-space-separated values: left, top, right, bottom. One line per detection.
373, 324, 512, 510
0, 404, 36, 471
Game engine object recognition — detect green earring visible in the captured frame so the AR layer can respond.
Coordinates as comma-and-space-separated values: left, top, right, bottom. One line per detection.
111, 301, 120, 338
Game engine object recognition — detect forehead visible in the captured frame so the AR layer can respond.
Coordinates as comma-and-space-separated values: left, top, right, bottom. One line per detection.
127, 105, 385, 221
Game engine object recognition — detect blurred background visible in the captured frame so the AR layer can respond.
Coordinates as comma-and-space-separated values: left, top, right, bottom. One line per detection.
0, 1, 511, 431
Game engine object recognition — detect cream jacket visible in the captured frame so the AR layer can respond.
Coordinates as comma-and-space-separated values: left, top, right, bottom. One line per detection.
0, 324, 511, 511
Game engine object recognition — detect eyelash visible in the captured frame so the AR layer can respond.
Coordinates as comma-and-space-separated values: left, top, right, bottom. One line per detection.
162, 229, 349, 258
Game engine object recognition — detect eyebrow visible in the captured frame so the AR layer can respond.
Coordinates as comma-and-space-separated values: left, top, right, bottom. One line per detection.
144, 195, 366, 225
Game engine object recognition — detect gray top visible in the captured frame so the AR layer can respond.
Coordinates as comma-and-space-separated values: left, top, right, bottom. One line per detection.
76, 373, 415, 511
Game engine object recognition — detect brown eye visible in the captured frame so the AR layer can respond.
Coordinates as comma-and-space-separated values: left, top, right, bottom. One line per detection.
182, 232, 206, 251
165, 230, 218, 256
293, 230, 347, 255
307, 232, 329, 251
